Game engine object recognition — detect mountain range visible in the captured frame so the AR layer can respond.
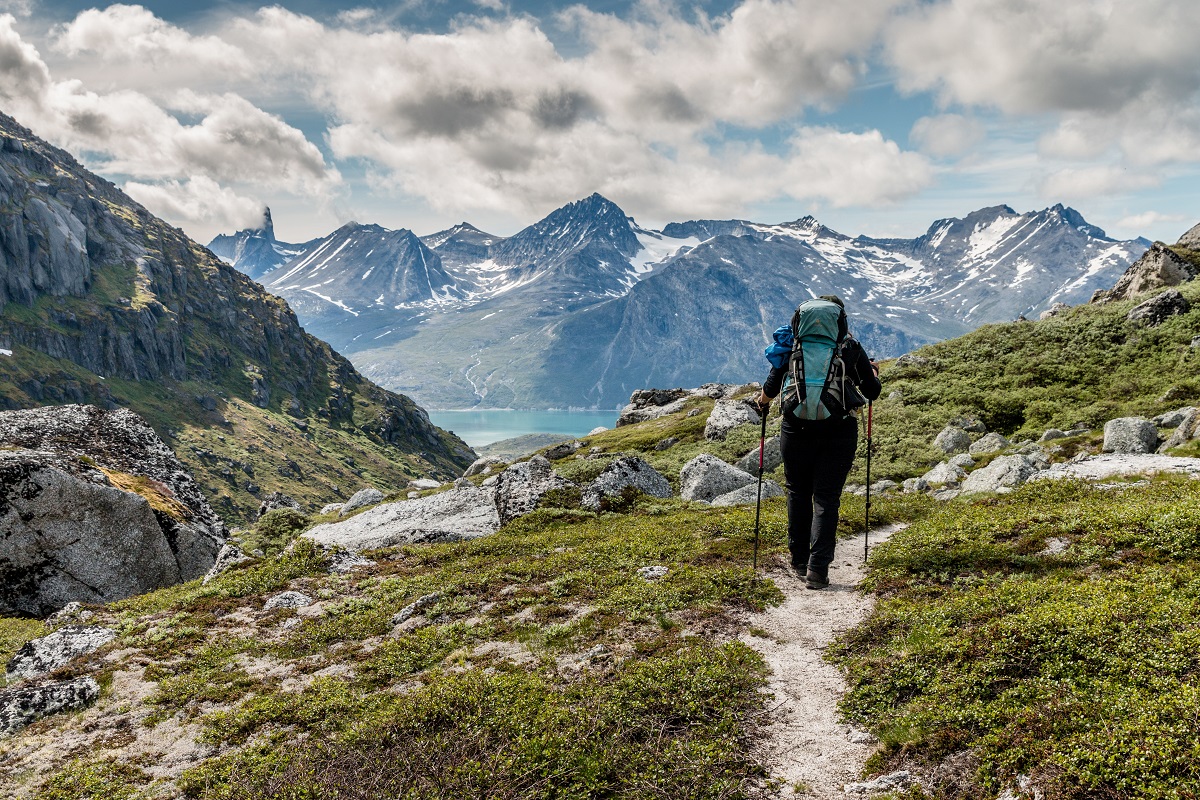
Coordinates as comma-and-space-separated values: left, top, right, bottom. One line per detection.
213, 195, 1150, 409
0, 111, 474, 524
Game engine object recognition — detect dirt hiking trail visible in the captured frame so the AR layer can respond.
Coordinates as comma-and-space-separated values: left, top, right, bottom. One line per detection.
743, 524, 906, 798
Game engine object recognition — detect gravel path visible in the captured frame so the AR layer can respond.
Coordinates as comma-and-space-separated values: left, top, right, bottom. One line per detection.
743, 524, 906, 798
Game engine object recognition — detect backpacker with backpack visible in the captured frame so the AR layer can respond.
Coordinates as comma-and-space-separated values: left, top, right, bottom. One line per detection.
766, 298, 867, 421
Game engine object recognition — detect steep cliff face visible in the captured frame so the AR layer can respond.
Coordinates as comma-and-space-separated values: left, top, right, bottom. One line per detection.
1093, 224, 1200, 303
0, 112, 473, 523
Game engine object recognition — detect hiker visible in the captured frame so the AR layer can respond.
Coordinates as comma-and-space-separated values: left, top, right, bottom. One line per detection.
755, 295, 881, 589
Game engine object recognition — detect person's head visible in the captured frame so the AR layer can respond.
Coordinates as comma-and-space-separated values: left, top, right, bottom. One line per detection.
818, 294, 845, 309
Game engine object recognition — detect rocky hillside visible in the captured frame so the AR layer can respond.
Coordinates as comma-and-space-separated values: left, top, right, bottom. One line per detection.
0, 112, 473, 524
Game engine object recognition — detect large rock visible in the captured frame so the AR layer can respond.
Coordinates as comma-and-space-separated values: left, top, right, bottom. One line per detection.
1159, 408, 1200, 452
616, 389, 691, 427
463, 456, 507, 478
581, 457, 672, 510
922, 461, 967, 485
969, 432, 1011, 455
680, 454, 755, 502
340, 487, 385, 515
303, 482, 500, 551
258, 491, 301, 519
736, 436, 782, 474
202, 542, 253, 584
704, 399, 760, 441
1127, 289, 1190, 327
0, 677, 100, 737
6, 626, 116, 682
1103, 418, 1159, 454
1032, 454, 1200, 482
0, 406, 224, 615
960, 455, 1038, 493
710, 479, 784, 506
493, 456, 574, 524
1093, 242, 1198, 304
1154, 407, 1197, 428
933, 426, 972, 454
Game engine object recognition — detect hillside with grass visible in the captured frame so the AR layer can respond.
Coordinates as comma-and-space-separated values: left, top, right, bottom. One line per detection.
0, 112, 473, 524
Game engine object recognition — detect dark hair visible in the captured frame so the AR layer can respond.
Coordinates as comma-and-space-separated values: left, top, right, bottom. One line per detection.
818, 294, 845, 309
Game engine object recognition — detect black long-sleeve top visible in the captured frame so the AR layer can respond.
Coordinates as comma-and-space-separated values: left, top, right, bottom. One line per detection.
762, 337, 882, 403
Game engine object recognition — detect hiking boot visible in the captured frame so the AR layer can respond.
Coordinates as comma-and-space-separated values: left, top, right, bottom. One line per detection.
790, 562, 807, 579
805, 570, 829, 590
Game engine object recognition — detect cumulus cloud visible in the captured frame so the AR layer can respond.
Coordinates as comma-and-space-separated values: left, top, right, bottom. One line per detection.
1115, 210, 1189, 233
910, 114, 985, 158
124, 176, 265, 231
1038, 164, 1160, 200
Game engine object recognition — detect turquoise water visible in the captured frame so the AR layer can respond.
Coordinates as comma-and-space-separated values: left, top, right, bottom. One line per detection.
427, 409, 621, 447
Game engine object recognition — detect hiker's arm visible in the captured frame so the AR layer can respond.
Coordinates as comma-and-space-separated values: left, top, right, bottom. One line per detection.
852, 346, 882, 401
757, 366, 786, 408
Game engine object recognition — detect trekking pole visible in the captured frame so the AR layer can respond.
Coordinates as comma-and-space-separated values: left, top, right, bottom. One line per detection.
864, 401, 873, 562
753, 401, 768, 570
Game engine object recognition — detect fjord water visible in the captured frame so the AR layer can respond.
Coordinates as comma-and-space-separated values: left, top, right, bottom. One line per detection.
427, 409, 620, 447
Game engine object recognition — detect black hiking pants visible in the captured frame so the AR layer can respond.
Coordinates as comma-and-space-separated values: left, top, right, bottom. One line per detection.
780, 415, 858, 577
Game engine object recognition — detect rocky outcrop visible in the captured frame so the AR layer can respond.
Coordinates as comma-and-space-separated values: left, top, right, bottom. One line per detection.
340, 487, 384, 516
704, 399, 760, 441
680, 454, 755, 502
1126, 289, 1190, 327
0, 405, 225, 616
968, 432, 1010, 455
5, 626, 116, 682
617, 389, 691, 427
960, 455, 1040, 494
492, 457, 573, 524
1103, 418, 1159, 454
710, 479, 784, 506
0, 677, 100, 738
580, 457, 672, 510
933, 427, 971, 454
736, 435, 782, 474
303, 481, 500, 551
463, 456, 507, 478
922, 462, 967, 485
1159, 408, 1200, 452
258, 492, 301, 518
1032, 454, 1200, 482
1092, 240, 1198, 304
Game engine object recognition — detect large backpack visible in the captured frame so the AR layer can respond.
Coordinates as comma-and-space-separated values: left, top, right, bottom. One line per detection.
779, 299, 867, 421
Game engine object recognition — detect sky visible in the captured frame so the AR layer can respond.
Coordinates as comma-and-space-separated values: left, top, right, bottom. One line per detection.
1, 0, 1198, 246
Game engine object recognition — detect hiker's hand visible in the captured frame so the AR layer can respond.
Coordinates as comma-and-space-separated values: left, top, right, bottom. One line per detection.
755, 391, 771, 413
870, 361, 879, 377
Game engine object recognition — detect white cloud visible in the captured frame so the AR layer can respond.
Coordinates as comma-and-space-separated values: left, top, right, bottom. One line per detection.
0, 1, 31, 17
910, 114, 985, 158
1038, 164, 1160, 200
124, 176, 264, 232
1115, 210, 1188, 232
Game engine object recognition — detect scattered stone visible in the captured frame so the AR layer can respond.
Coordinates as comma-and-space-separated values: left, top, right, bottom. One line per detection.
493, 456, 574, 524
704, 399, 760, 441
949, 414, 987, 434
922, 462, 966, 485
588, 427, 608, 435
6, 626, 116, 682
847, 729, 877, 745
686, 408, 702, 418
463, 456, 507, 478
324, 547, 375, 574
262, 591, 312, 611
931, 488, 961, 501
1039, 302, 1069, 320
948, 453, 976, 469
710, 479, 784, 506
960, 455, 1038, 493
1159, 408, 1200, 451
1039, 428, 1069, 442
303, 482, 501, 551
43, 602, 94, 628
1103, 417, 1159, 454
902, 477, 930, 493
895, 354, 929, 368
340, 487, 385, 516
391, 592, 443, 625
888, 390, 903, 401
1126, 289, 1190, 327
736, 435, 782, 474
409, 478, 441, 490
1039, 537, 1070, 556
969, 432, 1011, 455
617, 389, 691, 427
654, 436, 680, 451
259, 491, 301, 519
1154, 407, 1197, 428
0, 677, 100, 737
844, 770, 912, 794
583, 643, 611, 661
933, 426, 971, 454
680, 454, 755, 502
845, 483, 866, 496
581, 457, 672, 510
543, 440, 584, 460
1031, 454, 1200, 483
638, 566, 668, 581
202, 542, 253, 584
870, 479, 900, 494
320, 503, 345, 515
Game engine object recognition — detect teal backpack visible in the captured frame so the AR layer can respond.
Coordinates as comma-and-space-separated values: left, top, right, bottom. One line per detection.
779, 299, 866, 421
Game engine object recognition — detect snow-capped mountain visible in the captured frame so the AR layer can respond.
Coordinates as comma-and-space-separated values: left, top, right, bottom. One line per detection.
209, 196, 1149, 409
206, 208, 314, 280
